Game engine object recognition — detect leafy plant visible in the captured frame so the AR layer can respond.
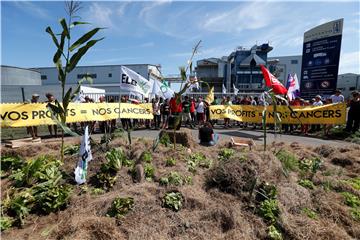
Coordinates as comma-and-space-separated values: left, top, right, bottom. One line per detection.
218, 148, 235, 161
341, 192, 360, 208
186, 152, 211, 173
0, 215, 13, 231
33, 184, 72, 214
165, 157, 176, 167
141, 151, 153, 163
184, 175, 193, 185
163, 192, 183, 211
63, 144, 80, 155
268, 225, 283, 240
96, 172, 117, 190
298, 179, 315, 190
91, 188, 105, 196
1, 155, 23, 172
256, 182, 278, 201
160, 133, 171, 147
259, 199, 280, 224
105, 148, 124, 172
342, 177, 360, 190
45, 1, 104, 161
302, 208, 317, 219
168, 172, 183, 186
159, 177, 169, 186
7, 189, 34, 225
107, 197, 134, 218
276, 150, 298, 175
144, 163, 155, 180
350, 208, 360, 221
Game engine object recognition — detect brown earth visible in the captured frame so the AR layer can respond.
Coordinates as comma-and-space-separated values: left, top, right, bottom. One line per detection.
1, 134, 360, 240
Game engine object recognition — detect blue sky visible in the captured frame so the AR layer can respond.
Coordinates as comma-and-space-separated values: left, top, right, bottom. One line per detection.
1, 0, 359, 76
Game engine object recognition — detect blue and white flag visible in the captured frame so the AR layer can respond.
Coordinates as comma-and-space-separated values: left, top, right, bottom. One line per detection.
233, 84, 239, 95
222, 84, 227, 94
286, 73, 300, 101
74, 126, 93, 184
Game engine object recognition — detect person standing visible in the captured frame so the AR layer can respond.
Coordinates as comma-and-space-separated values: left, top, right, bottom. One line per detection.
196, 97, 206, 125
190, 97, 196, 125
311, 95, 323, 132
45, 93, 58, 137
27, 94, 40, 139
346, 91, 360, 133
223, 96, 232, 128
161, 98, 170, 129
152, 97, 161, 130
330, 89, 345, 103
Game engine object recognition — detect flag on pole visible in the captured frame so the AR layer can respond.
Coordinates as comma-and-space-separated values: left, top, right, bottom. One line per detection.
233, 84, 239, 95
286, 73, 300, 101
222, 84, 227, 94
204, 86, 214, 105
74, 126, 93, 184
260, 65, 287, 95
120, 66, 153, 97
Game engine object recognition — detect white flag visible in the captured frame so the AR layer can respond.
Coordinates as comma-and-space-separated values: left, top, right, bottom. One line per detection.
120, 66, 153, 96
233, 84, 239, 95
222, 84, 227, 94
74, 126, 93, 184
150, 78, 174, 100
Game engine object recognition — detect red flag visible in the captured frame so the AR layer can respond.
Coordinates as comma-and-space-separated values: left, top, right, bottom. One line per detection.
260, 65, 288, 95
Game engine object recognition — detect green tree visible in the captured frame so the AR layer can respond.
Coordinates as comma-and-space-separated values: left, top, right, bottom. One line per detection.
46, 1, 104, 161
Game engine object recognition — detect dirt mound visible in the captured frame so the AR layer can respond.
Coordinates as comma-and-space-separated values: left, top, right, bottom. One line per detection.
160, 129, 195, 148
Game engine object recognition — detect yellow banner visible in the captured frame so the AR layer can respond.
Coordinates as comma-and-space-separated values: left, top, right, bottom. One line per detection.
0, 103, 153, 127
209, 103, 346, 124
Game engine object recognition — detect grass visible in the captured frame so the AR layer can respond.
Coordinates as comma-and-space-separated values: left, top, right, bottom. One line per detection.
298, 179, 315, 189
275, 150, 298, 174
341, 192, 360, 208
302, 208, 317, 219
341, 177, 360, 190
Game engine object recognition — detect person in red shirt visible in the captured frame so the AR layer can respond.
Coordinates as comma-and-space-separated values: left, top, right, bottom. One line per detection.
169, 95, 182, 130
190, 97, 196, 124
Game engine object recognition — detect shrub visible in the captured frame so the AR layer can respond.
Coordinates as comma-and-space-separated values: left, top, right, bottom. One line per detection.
63, 145, 80, 156
168, 172, 183, 186
302, 208, 317, 219
298, 179, 315, 189
218, 148, 235, 161
163, 192, 183, 211
165, 158, 176, 167
341, 192, 360, 208
1, 155, 23, 172
268, 225, 283, 240
259, 199, 280, 224
144, 163, 155, 180
107, 197, 134, 218
0, 215, 13, 231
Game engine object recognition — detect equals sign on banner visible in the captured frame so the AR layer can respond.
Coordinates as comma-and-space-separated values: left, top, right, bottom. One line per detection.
81, 110, 87, 114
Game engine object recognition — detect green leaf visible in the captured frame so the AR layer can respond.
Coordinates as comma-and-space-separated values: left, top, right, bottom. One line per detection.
63, 87, 72, 110
53, 31, 66, 64
59, 18, 70, 39
70, 21, 90, 28
45, 26, 60, 48
55, 59, 66, 87
67, 37, 104, 73
179, 66, 186, 81
69, 28, 104, 52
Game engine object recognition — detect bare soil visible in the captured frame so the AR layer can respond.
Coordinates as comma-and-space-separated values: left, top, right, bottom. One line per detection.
1, 134, 360, 240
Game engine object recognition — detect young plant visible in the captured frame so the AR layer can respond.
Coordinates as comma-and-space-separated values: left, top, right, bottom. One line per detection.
298, 179, 315, 190
1, 155, 23, 172
350, 208, 360, 221
105, 148, 124, 172
33, 184, 72, 214
162, 191, 183, 212
165, 157, 176, 167
342, 177, 360, 190
276, 150, 298, 175
341, 192, 360, 208
267, 225, 283, 240
46, 1, 104, 161
91, 188, 105, 196
141, 151, 153, 163
302, 208, 317, 219
259, 199, 280, 224
144, 163, 155, 180
218, 148, 235, 161
168, 172, 183, 186
159, 133, 171, 147
0, 215, 13, 231
107, 197, 134, 218
63, 144, 80, 156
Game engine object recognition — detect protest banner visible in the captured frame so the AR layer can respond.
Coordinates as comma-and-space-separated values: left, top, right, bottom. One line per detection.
0, 102, 153, 127
209, 103, 346, 124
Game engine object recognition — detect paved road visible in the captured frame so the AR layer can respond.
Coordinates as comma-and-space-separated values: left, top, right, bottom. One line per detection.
129, 127, 349, 147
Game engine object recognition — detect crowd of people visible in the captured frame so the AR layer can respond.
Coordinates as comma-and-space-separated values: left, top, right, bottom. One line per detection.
25, 89, 360, 140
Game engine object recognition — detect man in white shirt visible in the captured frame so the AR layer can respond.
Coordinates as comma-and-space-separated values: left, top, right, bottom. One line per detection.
330, 89, 344, 103
313, 95, 323, 106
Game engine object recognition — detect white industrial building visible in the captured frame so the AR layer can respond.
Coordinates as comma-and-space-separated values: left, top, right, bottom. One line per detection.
1, 64, 162, 103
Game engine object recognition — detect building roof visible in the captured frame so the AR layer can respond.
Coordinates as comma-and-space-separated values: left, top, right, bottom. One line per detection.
239, 53, 266, 66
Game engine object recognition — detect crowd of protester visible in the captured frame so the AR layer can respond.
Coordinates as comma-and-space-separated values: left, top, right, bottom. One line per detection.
26, 89, 360, 139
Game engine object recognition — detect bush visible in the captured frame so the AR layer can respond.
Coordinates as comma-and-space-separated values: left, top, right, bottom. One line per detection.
107, 197, 134, 218
0, 215, 13, 231
165, 158, 176, 167
218, 148, 235, 161
341, 192, 360, 208
163, 191, 183, 211
298, 179, 315, 189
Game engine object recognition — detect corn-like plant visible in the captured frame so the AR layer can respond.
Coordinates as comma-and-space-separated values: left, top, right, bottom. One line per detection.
45, 1, 104, 161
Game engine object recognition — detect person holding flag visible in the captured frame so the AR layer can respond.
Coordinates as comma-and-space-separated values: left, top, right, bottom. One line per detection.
260, 65, 287, 95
